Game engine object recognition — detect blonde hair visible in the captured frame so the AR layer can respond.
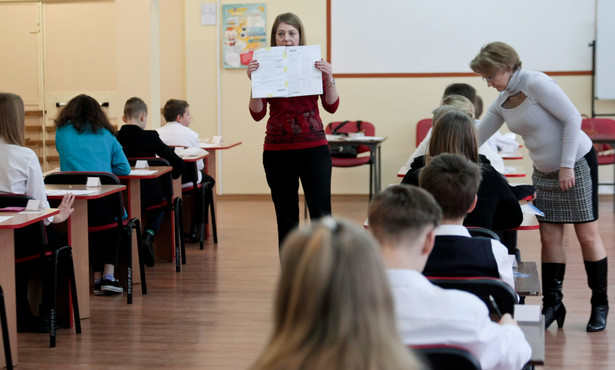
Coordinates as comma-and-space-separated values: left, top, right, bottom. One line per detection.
427, 110, 480, 164
440, 94, 475, 119
470, 41, 522, 76
250, 217, 422, 370
0, 92, 25, 146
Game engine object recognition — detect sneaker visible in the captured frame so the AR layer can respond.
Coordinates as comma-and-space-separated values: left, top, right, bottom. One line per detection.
141, 233, 156, 267
93, 281, 105, 296
101, 279, 124, 295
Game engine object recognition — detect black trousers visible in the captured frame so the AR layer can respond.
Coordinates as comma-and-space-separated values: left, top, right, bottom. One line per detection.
263, 145, 332, 248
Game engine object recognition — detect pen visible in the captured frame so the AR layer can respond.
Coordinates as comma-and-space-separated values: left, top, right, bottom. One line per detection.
488, 295, 503, 320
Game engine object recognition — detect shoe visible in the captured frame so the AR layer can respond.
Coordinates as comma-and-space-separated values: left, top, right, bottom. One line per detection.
585, 258, 609, 332
93, 281, 105, 296
542, 262, 566, 329
141, 232, 156, 267
101, 279, 123, 295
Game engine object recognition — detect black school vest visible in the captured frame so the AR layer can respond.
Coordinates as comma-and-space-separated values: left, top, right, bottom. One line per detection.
422, 236, 500, 278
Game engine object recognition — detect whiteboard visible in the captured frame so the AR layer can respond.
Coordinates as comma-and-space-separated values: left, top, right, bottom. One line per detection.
595, 0, 615, 99
330, 0, 596, 74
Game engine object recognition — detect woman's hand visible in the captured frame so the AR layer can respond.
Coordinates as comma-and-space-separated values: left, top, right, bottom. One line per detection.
559, 167, 575, 191
247, 59, 259, 80
315, 59, 334, 85
53, 192, 75, 223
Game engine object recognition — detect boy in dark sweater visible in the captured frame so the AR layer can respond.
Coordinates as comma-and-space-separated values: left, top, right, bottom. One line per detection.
117, 97, 185, 266
418, 153, 515, 288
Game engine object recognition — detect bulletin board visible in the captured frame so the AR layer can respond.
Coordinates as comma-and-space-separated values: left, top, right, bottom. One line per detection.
222, 3, 267, 69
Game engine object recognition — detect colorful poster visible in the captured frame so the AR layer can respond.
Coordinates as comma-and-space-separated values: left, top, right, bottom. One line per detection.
222, 4, 267, 69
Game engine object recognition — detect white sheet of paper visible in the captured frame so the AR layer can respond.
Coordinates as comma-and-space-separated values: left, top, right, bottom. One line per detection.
135, 160, 149, 169
251, 45, 323, 98
129, 170, 157, 176
26, 199, 41, 211
514, 304, 541, 322
0, 215, 14, 223
46, 189, 98, 196
86, 177, 101, 187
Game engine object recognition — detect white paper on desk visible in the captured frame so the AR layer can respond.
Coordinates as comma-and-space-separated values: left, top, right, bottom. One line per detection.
514, 304, 541, 322
0, 215, 13, 223
251, 45, 323, 98
135, 160, 149, 169
174, 147, 208, 158
129, 170, 157, 176
26, 199, 41, 211
46, 189, 97, 196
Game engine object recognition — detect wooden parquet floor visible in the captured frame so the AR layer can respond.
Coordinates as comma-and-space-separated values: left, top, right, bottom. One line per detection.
15, 194, 615, 369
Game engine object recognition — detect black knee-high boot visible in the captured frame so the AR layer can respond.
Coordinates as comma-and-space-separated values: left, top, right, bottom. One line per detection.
542, 262, 567, 329
584, 257, 609, 332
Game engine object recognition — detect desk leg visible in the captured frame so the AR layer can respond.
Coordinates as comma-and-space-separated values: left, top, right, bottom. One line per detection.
126, 179, 142, 284
0, 230, 17, 367
69, 199, 90, 319
205, 151, 218, 237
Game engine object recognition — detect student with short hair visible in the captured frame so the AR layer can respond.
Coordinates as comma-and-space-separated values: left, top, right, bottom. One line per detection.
117, 97, 185, 266
368, 184, 531, 370
157, 98, 213, 240
419, 153, 515, 288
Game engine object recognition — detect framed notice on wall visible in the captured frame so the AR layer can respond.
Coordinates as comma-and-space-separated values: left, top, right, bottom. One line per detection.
222, 4, 267, 69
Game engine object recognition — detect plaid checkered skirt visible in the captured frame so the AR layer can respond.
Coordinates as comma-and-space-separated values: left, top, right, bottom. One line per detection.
532, 156, 597, 223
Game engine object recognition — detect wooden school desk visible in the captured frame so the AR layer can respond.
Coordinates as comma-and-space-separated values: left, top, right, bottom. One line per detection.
46, 184, 126, 318
118, 167, 172, 273
198, 140, 242, 182
0, 208, 59, 368
326, 135, 387, 195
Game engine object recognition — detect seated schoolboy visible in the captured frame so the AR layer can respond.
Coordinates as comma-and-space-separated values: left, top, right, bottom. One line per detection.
117, 97, 186, 266
156, 99, 208, 184
157, 99, 215, 240
418, 153, 515, 288
368, 184, 531, 370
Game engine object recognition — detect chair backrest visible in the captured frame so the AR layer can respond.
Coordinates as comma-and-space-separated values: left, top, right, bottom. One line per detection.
127, 157, 173, 204
581, 118, 615, 164
428, 276, 518, 316
416, 118, 433, 147
44, 172, 124, 227
467, 227, 501, 241
326, 120, 375, 136
326, 121, 375, 155
410, 344, 482, 370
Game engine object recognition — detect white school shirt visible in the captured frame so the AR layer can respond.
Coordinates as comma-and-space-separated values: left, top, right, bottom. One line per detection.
0, 139, 53, 224
157, 121, 203, 182
388, 269, 531, 370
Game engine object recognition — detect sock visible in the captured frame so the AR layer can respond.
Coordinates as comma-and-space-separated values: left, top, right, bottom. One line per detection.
94, 278, 102, 284
103, 273, 114, 281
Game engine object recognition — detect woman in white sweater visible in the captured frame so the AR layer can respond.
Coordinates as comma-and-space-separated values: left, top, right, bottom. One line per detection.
470, 42, 607, 332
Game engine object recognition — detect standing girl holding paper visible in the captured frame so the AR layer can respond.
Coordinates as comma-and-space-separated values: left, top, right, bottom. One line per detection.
246, 12, 340, 250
